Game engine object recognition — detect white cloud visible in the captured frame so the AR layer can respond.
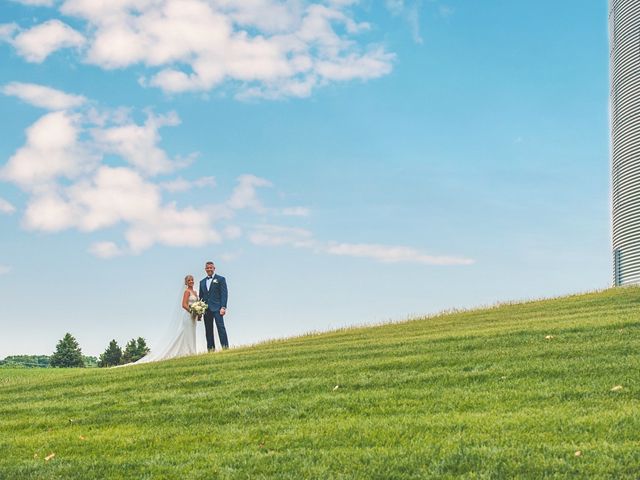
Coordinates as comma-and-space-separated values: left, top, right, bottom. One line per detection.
12, 19, 85, 63
125, 204, 222, 253
219, 251, 240, 262
249, 224, 315, 248
161, 175, 216, 192
22, 165, 224, 252
66, 166, 162, 231
194, 176, 216, 188
315, 47, 394, 81
0, 86, 320, 257
227, 174, 272, 211
0, 111, 96, 190
0, 24, 18, 40
89, 241, 123, 258
0, 265, 11, 275
385, 0, 405, 15
3, 0, 395, 98
160, 177, 191, 193
23, 191, 78, 231
0, 93, 231, 254
220, 0, 301, 33
0, 198, 16, 214
223, 225, 242, 239
0, 101, 191, 200
2, 82, 87, 110
90, 111, 182, 175
325, 243, 475, 266
385, 0, 423, 44
282, 207, 310, 217
10, 0, 55, 5
249, 225, 475, 266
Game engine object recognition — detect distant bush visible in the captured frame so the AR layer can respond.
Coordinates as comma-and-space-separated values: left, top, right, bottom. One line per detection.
83, 356, 98, 368
0, 355, 50, 368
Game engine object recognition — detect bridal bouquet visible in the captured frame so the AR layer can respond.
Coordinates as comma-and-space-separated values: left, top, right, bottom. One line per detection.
189, 300, 208, 321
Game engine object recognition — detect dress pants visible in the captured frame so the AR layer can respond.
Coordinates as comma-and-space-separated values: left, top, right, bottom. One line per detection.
204, 308, 229, 350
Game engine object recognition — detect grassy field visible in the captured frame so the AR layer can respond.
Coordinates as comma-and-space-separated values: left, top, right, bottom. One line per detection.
1, 287, 640, 479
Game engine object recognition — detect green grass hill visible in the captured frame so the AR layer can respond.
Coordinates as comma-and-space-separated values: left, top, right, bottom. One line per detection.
2, 287, 640, 479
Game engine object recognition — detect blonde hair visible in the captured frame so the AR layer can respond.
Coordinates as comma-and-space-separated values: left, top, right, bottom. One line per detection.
184, 274, 194, 286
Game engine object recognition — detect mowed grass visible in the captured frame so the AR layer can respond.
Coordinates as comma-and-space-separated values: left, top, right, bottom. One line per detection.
1, 288, 640, 479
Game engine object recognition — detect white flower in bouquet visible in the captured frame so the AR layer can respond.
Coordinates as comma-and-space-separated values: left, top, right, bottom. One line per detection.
189, 300, 208, 320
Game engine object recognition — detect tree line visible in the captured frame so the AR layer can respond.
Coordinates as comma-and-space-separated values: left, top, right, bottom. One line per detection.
0, 333, 150, 368
98, 337, 149, 367
0, 354, 97, 368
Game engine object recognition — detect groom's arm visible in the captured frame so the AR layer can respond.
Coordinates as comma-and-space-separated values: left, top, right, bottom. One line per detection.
198, 280, 203, 299
220, 278, 228, 310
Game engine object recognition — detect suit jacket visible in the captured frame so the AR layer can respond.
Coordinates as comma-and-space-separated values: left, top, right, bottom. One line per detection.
199, 274, 228, 312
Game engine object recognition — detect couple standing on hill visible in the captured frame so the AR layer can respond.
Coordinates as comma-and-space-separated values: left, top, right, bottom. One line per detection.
193, 261, 229, 352
131, 261, 229, 365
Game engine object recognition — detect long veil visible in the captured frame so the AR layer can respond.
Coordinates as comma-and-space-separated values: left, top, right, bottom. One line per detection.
124, 279, 207, 366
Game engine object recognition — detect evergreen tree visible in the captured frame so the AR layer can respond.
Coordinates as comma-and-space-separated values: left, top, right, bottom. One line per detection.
50, 333, 85, 368
98, 340, 122, 367
122, 339, 137, 364
135, 337, 150, 358
122, 337, 149, 364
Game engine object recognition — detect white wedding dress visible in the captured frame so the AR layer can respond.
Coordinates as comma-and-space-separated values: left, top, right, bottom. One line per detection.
129, 290, 203, 365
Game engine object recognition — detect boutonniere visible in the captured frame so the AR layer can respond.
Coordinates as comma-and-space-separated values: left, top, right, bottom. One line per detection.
213, 279, 219, 284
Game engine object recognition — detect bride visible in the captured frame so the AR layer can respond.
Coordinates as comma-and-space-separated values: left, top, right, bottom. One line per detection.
127, 275, 204, 365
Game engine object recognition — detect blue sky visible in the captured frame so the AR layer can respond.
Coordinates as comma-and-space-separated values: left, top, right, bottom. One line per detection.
0, 0, 610, 357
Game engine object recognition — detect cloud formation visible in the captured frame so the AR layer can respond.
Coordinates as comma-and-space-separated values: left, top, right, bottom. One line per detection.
385, 0, 423, 44
249, 224, 315, 248
88, 241, 123, 259
325, 242, 474, 265
227, 174, 272, 211
160, 176, 216, 193
282, 206, 310, 217
10, 0, 55, 5
91, 111, 183, 175
11, 19, 85, 63
2, 82, 87, 110
6, 0, 394, 98
1, 83, 473, 266
0, 110, 95, 190
249, 224, 475, 266
0, 83, 270, 255
0, 198, 16, 214
19, 162, 270, 254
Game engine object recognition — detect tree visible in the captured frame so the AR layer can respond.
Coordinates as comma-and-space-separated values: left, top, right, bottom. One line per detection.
98, 340, 122, 367
122, 337, 149, 364
135, 337, 150, 358
50, 333, 85, 368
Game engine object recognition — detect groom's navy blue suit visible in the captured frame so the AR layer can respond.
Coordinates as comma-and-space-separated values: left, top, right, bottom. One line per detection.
199, 274, 229, 351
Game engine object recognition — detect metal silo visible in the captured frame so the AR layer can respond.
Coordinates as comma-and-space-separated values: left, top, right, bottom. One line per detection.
611, 0, 640, 285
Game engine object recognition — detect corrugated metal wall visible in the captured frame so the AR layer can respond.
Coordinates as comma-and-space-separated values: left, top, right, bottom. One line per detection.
611, 0, 640, 285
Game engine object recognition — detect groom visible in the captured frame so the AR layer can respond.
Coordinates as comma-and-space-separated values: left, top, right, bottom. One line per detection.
199, 261, 229, 351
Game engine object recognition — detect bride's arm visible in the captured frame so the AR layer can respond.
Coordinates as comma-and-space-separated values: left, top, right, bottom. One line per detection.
181, 290, 191, 313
